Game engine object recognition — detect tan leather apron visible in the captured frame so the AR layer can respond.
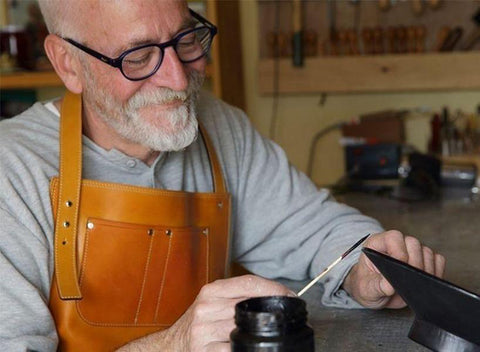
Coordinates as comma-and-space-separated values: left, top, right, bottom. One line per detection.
48, 92, 232, 351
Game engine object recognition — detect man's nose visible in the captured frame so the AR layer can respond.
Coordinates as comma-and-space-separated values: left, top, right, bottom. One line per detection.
149, 47, 189, 91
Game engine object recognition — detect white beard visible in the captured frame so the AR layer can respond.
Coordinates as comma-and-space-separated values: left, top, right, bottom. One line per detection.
83, 68, 204, 152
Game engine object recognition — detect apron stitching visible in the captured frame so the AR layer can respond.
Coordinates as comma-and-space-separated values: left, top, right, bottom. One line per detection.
206, 230, 210, 283
78, 179, 225, 197
134, 232, 155, 324
69, 134, 82, 295
78, 224, 92, 287
54, 123, 65, 297
154, 233, 173, 322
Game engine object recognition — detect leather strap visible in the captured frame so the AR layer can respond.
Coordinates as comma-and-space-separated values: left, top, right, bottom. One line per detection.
54, 92, 226, 299
55, 91, 83, 299
198, 123, 227, 193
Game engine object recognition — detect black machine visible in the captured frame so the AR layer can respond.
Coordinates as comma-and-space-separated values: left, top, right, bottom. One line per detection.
343, 144, 477, 200
345, 143, 402, 180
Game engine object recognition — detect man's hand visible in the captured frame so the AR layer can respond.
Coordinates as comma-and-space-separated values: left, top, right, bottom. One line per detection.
342, 230, 446, 309
117, 275, 295, 352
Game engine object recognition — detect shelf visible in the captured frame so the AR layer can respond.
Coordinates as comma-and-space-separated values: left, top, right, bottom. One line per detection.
258, 52, 480, 95
443, 154, 480, 167
0, 70, 64, 90
0, 64, 215, 91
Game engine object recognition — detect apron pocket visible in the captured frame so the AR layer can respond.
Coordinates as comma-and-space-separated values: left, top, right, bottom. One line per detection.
76, 218, 209, 326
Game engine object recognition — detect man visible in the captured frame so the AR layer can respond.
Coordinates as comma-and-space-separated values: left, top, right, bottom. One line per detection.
0, 0, 445, 351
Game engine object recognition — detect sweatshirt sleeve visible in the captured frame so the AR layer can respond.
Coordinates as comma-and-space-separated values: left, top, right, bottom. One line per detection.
220, 109, 384, 308
0, 207, 57, 351
0, 112, 59, 351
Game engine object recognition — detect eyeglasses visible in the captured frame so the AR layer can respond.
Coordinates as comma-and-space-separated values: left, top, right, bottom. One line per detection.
62, 9, 217, 81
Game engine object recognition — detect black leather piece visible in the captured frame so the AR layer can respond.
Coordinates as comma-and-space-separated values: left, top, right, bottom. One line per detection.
362, 247, 480, 351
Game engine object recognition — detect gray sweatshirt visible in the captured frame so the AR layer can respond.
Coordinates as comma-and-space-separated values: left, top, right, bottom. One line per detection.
0, 91, 383, 351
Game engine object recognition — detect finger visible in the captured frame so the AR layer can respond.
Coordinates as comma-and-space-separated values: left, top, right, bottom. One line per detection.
356, 271, 396, 309
366, 230, 408, 263
193, 297, 245, 323
422, 246, 435, 275
434, 253, 446, 278
405, 236, 424, 270
204, 342, 230, 352
202, 275, 294, 300
384, 294, 407, 309
378, 276, 395, 297
356, 257, 395, 302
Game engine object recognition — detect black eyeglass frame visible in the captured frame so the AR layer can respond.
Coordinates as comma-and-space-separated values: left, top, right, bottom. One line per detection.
62, 9, 217, 81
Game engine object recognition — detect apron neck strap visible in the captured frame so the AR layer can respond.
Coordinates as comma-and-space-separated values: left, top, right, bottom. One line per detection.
198, 123, 227, 193
55, 91, 83, 299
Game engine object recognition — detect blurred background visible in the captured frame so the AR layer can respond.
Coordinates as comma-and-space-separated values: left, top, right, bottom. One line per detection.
1, 0, 479, 197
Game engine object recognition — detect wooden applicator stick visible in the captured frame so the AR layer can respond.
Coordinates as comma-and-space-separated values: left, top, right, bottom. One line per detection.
297, 234, 370, 297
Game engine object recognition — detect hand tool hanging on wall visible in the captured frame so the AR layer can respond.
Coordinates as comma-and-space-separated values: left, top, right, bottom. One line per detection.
415, 26, 426, 53
411, 0, 424, 16
361, 27, 374, 55
292, 0, 303, 66
337, 29, 348, 55
327, 0, 339, 56
304, 30, 318, 57
267, 32, 277, 58
427, 0, 442, 10
386, 26, 396, 53
440, 26, 463, 51
378, 0, 391, 12
373, 26, 384, 54
461, 8, 480, 50
347, 29, 360, 55
395, 26, 408, 53
434, 26, 451, 51
278, 32, 291, 57
407, 26, 417, 53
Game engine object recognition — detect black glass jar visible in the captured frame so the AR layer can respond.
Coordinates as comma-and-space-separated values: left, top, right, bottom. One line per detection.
230, 296, 314, 352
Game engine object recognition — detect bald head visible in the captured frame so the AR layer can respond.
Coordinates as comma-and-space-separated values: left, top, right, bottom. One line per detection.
38, 0, 75, 36
38, 0, 188, 39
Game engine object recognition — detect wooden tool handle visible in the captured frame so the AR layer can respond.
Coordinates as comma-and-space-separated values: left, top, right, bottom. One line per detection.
461, 27, 480, 50
267, 32, 278, 58
304, 30, 318, 57
361, 27, 374, 55
407, 26, 417, 53
411, 0, 424, 16
292, 0, 303, 66
386, 26, 396, 54
415, 26, 426, 53
378, 0, 391, 11
277, 32, 290, 57
428, 0, 442, 10
435, 26, 451, 51
347, 29, 360, 55
337, 29, 348, 55
395, 26, 407, 53
440, 27, 463, 51
373, 26, 384, 54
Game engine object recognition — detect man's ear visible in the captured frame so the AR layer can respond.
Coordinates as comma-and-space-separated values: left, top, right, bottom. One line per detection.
44, 34, 83, 94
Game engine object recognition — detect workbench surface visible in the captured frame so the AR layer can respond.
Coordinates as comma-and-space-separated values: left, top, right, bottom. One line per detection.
283, 191, 480, 351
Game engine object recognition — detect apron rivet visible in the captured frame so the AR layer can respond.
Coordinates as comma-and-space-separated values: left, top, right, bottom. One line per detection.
165, 229, 172, 236
203, 228, 209, 235
87, 222, 94, 230
65, 200, 72, 207
63, 221, 70, 228
147, 229, 154, 236
217, 202, 223, 208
